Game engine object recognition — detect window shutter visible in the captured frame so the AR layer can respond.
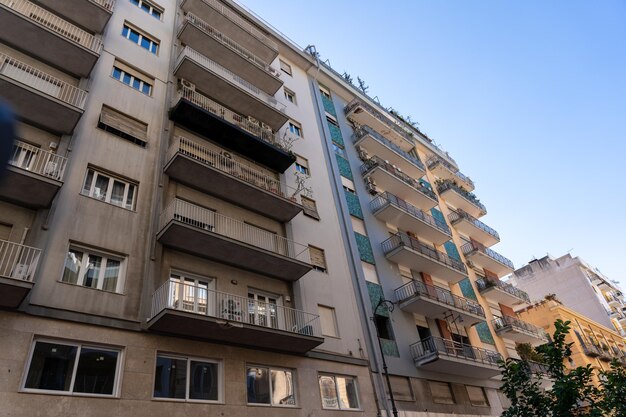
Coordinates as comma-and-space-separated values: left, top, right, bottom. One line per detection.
309, 246, 326, 270
100, 106, 148, 142
301, 196, 319, 219
466, 386, 489, 406
429, 381, 455, 404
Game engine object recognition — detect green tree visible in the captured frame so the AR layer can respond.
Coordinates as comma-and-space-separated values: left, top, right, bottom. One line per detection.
600, 359, 626, 417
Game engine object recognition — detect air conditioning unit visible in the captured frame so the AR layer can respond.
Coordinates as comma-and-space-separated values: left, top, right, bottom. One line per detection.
44, 161, 59, 178
11, 264, 30, 280
221, 298, 242, 322
356, 146, 369, 161
180, 79, 195, 90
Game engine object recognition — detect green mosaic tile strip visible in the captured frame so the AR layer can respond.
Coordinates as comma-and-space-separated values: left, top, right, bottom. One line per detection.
458, 278, 477, 301
355, 232, 375, 264
476, 322, 495, 344
380, 338, 400, 357
321, 94, 337, 117
366, 281, 388, 317
328, 122, 344, 147
444, 241, 461, 261
336, 154, 353, 180
345, 190, 363, 219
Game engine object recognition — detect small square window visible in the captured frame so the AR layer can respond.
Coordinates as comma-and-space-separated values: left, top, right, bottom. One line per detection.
82, 167, 138, 210
288, 121, 302, 137
466, 385, 489, 407
318, 374, 359, 410
279, 60, 292, 76
429, 381, 455, 404
294, 154, 309, 176
301, 196, 320, 220
318, 305, 338, 337
61, 245, 126, 293
309, 246, 327, 273
130, 0, 163, 20
283, 88, 296, 104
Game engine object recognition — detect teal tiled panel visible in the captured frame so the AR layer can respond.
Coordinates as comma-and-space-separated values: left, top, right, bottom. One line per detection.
420, 179, 432, 190
355, 232, 375, 264
366, 281, 389, 317
336, 154, 353, 180
345, 190, 363, 219
476, 322, 495, 344
380, 338, 400, 357
444, 241, 461, 261
327, 122, 344, 147
321, 94, 337, 117
430, 208, 447, 229
458, 278, 477, 301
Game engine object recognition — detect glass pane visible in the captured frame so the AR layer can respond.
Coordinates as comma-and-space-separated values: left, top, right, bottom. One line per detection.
154, 356, 186, 399
84, 254, 102, 288
246, 367, 270, 404
140, 37, 150, 50
121, 26, 129, 38
82, 170, 93, 195
125, 185, 135, 210
151, 9, 161, 19
73, 347, 118, 395
271, 369, 295, 406
142, 83, 151, 95
189, 361, 218, 400
94, 174, 109, 200
110, 181, 125, 206
318, 375, 338, 409
130, 0, 139, 5
140, 3, 150, 11
150, 42, 158, 54
336, 377, 359, 409
61, 250, 83, 284
112, 67, 121, 80
102, 259, 120, 292
122, 73, 132, 85
128, 30, 140, 44
132, 78, 141, 90
25, 341, 77, 391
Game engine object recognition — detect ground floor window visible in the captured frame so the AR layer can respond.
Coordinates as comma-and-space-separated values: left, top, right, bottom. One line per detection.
153, 354, 221, 402
246, 365, 296, 406
318, 374, 360, 410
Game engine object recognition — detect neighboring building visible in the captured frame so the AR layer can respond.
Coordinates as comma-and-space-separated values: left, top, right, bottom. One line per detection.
509, 254, 626, 336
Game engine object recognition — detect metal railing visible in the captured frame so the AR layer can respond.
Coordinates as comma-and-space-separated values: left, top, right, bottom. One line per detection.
580, 342, 602, 358
354, 125, 424, 171
160, 199, 310, 262
345, 98, 415, 147
9, 140, 67, 181
436, 180, 486, 214
475, 277, 531, 304
448, 209, 499, 241
493, 316, 549, 341
0, 239, 41, 282
1, 0, 103, 53
395, 280, 485, 318
382, 232, 467, 274
410, 336, 502, 366
370, 192, 450, 236
0, 53, 87, 109
176, 46, 286, 113
180, 13, 280, 80
151, 280, 321, 337
90, 0, 116, 11
426, 155, 474, 189
361, 156, 437, 202
461, 242, 514, 270
167, 136, 299, 199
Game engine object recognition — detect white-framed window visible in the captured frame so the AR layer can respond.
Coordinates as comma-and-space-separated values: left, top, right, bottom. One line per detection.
288, 121, 302, 137
318, 305, 338, 337
279, 59, 292, 76
318, 374, 360, 410
129, 0, 163, 19
153, 354, 221, 402
61, 246, 126, 293
81, 167, 137, 210
294, 154, 309, 176
112, 61, 153, 96
122, 22, 159, 54
246, 365, 296, 407
283, 87, 296, 104
169, 271, 215, 315
23, 339, 122, 396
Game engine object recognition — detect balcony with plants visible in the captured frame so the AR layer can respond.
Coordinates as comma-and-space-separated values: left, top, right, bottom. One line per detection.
448, 209, 500, 247
436, 179, 486, 218
475, 277, 530, 306
427, 155, 474, 191
461, 241, 514, 277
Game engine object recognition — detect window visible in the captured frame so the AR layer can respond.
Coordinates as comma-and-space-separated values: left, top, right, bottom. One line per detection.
61, 246, 125, 293
309, 246, 327, 273
318, 305, 338, 337
98, 105, 148, 147
279, 59, 292, 76
319, 85, 331, 99
112, 61, 153, 96
332, 143, 346, 157
295, 154, 309, 175
23, 340, 121, 396
246, 366, 296, 406
283, 87, 296, 104
154, 354, 221, 402
122, 23, 159, 54
374, 314, 394, 340
288, 121, 302, 137
169, 271, 214, 315
82, 167, 137, 210
429, 381, 455, 404
301, 196, 320, 220
129, 0, 162, 19
318, 374, 360, 410
466, 386, 489, 407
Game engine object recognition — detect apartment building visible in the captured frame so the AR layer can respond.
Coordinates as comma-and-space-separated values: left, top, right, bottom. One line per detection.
510, 254, 626, 336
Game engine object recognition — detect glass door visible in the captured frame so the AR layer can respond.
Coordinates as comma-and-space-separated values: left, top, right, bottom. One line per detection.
248, 291, 281, 329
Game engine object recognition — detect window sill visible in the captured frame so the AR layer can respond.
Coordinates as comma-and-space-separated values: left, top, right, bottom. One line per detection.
152, 397, 223, 404
246, 403, 300, 409
57, 280, 125, 296
20, 389, 119, 399
80, 193, 137, 213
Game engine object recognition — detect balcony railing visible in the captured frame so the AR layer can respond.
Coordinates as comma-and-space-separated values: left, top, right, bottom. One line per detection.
1, 0, 103, 53
91, 0, 116, 11
181, 13, 281, 80
382, 232, 467, 274
160, 199, 310, 262
176, 46, 286, 114
395, 280, 485, 317
436, 179, 486, 214
151, 280, 321, 337
370, 192, 450, 236
354, 125, 424, 170
0, 239, 41, 282
475, 277, 531, 304
580, 342, 602, 358
345, 98, 415, 146
426, 155, 474, 189
493, 316, 548, 341
0, 53, 87, 109
411, 336, 502, 366
9, 140, 67, 181
167, 136, 299, 199
361, 156, 437, 201
462, 242, 514, 270
448, 209, 499, 241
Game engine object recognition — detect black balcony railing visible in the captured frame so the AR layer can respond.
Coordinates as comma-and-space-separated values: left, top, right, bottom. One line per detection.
426, 156, 474, 189
448, 209, 499, 241
382, 233, 467, 275
475, 277, 531, 304
394, 280, 485, 318
410, 336, 502, 366
370, 192, 450, 236
436, 179, 486, 214
354, 125, 425, 171
493, 316, 549, 341
361, 156, 437, 202
462, 242, 514, 270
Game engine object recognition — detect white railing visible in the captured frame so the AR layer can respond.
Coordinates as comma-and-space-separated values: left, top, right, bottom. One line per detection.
176, 47, 286, 113
9, 140, 67, 181
0, 53, 87, 109
160, 199, 310, 262
167, 136, 299, 199
151, 280, 322, 337
181, 13, 280, 79
0, 240, 41, 282
90, 0, 116, 12
1, 0, 103, 53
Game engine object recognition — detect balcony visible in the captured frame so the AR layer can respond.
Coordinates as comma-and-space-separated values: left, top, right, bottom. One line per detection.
0, 0, 103, 77
353, 125, 425, 179
0, 53, 86, 134
370, 192, 451, 245
164, 137, 302, 222
476, 277, 530, 306
178, 13, 282, 95
580, 342, 602, 358
410, 336, 502, 378
345, 99, 415, 152
35, 0, 115, 33
382, 233, 467, 283
493, 316, 549, 345
0, 140, 67, 208
462, 242, 514, 277
0, 240, 40, 308
448, 209, 500, 247
436, 180, 486, 218
180, 0, 278, 64
169, 86, 295, 172
361, 156, 438, 211
427, 156, 474, 191
157, 199, 312, 281
148, 280, 323, 354
395, 280, 486, 326
605, 294, 622, 308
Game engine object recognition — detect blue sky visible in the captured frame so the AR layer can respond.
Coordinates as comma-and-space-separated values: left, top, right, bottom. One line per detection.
240, 0, 626, 287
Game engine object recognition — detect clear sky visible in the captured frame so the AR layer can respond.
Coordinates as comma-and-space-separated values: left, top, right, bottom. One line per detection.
239, 0, 626, 287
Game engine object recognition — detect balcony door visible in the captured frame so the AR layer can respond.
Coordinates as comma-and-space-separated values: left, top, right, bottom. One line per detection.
169, 272, 215, 317
248, 290, 282, 330
10, 141, 39, 171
